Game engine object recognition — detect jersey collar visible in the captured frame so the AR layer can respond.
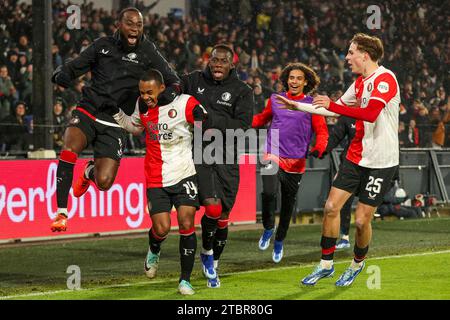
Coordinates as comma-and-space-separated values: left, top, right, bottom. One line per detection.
286, 92, 305, 100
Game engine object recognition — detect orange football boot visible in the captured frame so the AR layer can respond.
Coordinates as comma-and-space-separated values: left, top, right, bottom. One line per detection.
50, 213, 68, 232
73, 160, 94, 197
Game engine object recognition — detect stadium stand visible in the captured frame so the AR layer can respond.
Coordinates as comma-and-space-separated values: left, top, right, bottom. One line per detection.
0, 0, 449, 153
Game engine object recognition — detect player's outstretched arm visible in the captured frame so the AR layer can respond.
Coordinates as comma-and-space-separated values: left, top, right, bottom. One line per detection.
113, 105, 144, 136
275, 94, 338, 117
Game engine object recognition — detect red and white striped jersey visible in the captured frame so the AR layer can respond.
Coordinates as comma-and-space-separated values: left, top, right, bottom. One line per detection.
336, 66, 400, 168
130, 94, 202, 188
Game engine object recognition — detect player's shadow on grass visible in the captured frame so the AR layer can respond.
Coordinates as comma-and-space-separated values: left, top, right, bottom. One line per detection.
279, 284, 351, 300
69, 247, 144, 259
371, 224, 450, 234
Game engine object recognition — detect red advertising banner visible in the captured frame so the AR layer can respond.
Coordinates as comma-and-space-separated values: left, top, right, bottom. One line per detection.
0, 156, 256, 242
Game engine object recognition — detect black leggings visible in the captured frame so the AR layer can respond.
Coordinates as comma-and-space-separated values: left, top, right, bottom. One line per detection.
261, 168, 303, 242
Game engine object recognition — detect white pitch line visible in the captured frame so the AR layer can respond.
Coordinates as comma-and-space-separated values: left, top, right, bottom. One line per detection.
2, 249, 450, 300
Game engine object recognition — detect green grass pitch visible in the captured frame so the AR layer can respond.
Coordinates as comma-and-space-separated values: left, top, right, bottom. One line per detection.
1, 217, 450, 300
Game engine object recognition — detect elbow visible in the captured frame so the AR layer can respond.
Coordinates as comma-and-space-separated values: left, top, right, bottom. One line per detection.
251, 120, 261, 129
366, 116, 377, 123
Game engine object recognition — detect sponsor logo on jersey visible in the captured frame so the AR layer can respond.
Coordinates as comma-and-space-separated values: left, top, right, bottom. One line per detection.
147, 122, 173, 141
216, 100, 232, 107
377, 82, 389, 93
168, 109, 177, 118
122, 52, 139, 64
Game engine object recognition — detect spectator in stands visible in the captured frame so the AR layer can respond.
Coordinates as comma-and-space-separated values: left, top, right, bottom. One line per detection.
0, 65, 17, 119
0, 101, 31, 151
52, 99, 66, 150
17, 35, 32, 61
398, 121, 409, 148
1, 0, 448, 151
56, 31, 74, 61
430, 107, 445, 148
52, 44, 63, 68
407, 119, 420, 148
17, 63, 32, 106
414, 101, 431, 147
253, 84, 267, 115
5, 50, 19, 87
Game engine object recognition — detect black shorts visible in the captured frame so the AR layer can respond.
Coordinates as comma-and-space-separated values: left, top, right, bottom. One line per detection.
68, 108, 127, 161
146, 175, 200, 215
333, 158, 398, 207
195, 163, 240, 213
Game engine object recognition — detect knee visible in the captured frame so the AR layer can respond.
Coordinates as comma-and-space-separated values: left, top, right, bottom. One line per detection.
219, 212, 230, 221
217, 218, 229, 229
178, 216, 194, 231
152, 221, 170, 238
324, 200, 340, 217
95, 174, 115, 191
354, 217, 369, 231
204, 201, 222, 219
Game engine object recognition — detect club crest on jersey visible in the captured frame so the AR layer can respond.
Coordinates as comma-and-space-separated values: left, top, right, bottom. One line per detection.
168, 109, 177, 118
122, 52, 139, 64
222, 92, 231, 101
70, 115, 80, 125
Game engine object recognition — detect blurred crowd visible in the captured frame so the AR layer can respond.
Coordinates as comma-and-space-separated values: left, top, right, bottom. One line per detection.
0, 0, 449, 153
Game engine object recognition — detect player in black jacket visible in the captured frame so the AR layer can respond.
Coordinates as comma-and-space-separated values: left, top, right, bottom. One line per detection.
181, 44, 254, 288
50, 7, 181, 232
326, 116, 356, 249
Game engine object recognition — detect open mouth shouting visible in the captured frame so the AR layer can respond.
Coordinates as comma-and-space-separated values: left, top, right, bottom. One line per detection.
145, 98, 156, 108
289, 84, 302, 95
127, 33, 139, 46
212, 68, 224, 80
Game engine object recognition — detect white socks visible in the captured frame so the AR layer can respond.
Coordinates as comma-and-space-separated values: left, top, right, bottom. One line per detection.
202, 249, 213, 255
320, 259, 333, 269
351, 259, 364, 270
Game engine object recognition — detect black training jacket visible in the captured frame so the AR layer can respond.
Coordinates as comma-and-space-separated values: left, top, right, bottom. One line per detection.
181, 68, 254, 131
52, 32, 180, 117
181, 68, 254, 163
